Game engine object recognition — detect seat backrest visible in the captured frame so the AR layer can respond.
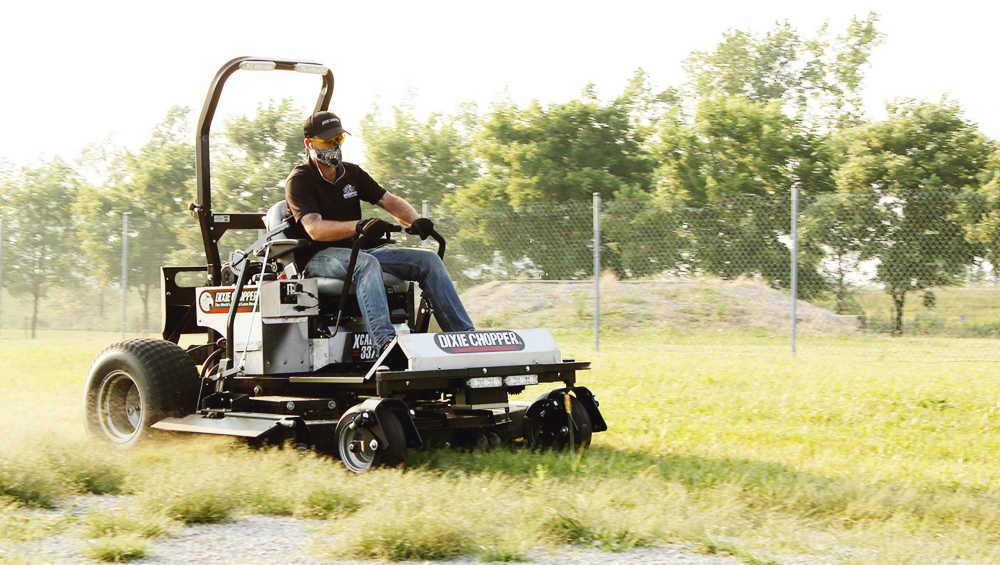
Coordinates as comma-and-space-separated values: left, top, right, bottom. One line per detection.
264, 200, 290, 233
263, 201, 301, 278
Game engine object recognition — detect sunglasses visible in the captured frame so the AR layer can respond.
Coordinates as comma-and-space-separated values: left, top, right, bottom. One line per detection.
309, 133, 346, 146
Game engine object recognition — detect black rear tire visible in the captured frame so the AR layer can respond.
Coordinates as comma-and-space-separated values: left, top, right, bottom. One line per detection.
336, 410, 406, 473
84, 338, 199, 448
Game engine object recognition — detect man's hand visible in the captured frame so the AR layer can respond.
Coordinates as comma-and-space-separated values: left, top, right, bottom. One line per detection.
405, 217, 435, 240
356, 218, 399, 240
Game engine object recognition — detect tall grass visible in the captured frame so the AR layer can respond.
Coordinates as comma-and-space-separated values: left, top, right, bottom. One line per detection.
3, 329, 1000, 562
84, 535, 149, 562
82, 509, 177, 539
0, 501, 68, 541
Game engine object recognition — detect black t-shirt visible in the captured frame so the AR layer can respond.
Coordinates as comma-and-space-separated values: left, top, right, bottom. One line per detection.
284, 161, 387, 264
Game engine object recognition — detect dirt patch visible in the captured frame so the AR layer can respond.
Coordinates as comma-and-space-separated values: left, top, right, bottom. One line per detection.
460, 277, 860, 335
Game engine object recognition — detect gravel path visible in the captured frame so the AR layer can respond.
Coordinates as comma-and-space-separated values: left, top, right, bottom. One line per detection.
2, 496, 745, 565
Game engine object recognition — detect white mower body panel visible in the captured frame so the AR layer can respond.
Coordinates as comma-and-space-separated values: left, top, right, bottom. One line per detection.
371, 329, 561, 375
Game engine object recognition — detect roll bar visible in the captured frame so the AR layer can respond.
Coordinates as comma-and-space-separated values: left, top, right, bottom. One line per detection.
193, 56, 335, 284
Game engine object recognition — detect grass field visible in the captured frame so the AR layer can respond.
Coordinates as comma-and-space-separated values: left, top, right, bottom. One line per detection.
1, 328, 999, 563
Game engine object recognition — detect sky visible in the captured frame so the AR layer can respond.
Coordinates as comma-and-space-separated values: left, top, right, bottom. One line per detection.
1, 0, 997, 169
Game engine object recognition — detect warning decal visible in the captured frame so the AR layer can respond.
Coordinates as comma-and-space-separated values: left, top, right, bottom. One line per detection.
434, 330, 525, 354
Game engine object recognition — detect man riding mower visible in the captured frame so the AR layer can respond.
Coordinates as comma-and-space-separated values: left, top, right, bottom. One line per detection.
83, 57, 606, 473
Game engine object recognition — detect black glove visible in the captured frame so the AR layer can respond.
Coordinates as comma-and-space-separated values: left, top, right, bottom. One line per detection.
355, 218, 398, 240
405, 217, 434, 240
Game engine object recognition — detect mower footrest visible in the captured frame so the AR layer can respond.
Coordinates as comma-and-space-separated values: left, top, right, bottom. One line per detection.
249, 395, 336, 415
151, 412, 292, 438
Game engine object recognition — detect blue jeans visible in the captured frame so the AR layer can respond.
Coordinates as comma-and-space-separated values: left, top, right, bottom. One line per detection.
304, 247, 475, 351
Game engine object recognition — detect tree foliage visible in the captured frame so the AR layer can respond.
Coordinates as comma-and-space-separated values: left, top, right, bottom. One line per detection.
684, 13, 882, 128
213, 98, 306, 212
800, 192, 881, 313
3, 161, 80, 336
835, 100, 994, 332
437, 89, 655, 279
459, 89, 654, 208
646, 96, 833, 295
962, 148, 1000, 267
362, 102, 480, 206
75, 106, 195, 330
654, 95, 834, 204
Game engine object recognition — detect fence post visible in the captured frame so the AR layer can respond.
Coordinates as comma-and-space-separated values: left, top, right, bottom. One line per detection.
593, 192, 601, 352
121, 212, 129, 339
791, 183, 799, 354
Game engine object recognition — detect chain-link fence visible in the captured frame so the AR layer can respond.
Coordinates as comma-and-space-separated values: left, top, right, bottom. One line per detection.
432, 191, 1000, 338
3, 190, 1000, 338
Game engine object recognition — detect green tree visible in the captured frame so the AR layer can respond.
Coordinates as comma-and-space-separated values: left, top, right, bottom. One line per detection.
362, 102, 480, 205
73, 139, 131, 321
75, 106, 195, 331
962, 148, 1000, 271
3, 161, 79, 337
835, 100, 993, 334
213, 98, 306, 211
638, 16, 882, 294
464, 88, 653, 207
0, 160, 14, 328
601, 188, 689, 278
652, 96, 832, 295
684, 13, 882, 128
445, 88, 654, 279
800, 192, 881, 312
655, 96, 834, 204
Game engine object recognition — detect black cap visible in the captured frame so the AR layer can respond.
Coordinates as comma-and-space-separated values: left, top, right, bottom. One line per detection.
304, 111, 349, 138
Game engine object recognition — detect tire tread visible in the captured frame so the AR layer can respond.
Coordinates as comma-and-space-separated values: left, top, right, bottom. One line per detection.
85, 338, 199, 446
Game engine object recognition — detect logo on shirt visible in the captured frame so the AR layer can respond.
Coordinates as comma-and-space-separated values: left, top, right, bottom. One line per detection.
342, 184, 358, 199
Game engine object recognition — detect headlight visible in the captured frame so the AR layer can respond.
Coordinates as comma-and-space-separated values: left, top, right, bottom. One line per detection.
504, 375, 538, 387
466, 377, 502, 389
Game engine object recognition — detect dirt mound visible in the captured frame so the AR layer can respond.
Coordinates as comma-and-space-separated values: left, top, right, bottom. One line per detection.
460, 276, 859, 334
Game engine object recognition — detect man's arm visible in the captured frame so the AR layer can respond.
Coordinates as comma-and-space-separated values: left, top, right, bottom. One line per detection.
300, 213, 357, 242
377, 192, 419, 226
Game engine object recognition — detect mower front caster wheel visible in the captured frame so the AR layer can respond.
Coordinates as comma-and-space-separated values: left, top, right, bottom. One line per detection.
525, 393, 593, 451
336, 410, 406, 473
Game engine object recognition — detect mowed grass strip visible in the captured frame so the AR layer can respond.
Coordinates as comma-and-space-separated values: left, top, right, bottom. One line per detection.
2, 330, 1000, 562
